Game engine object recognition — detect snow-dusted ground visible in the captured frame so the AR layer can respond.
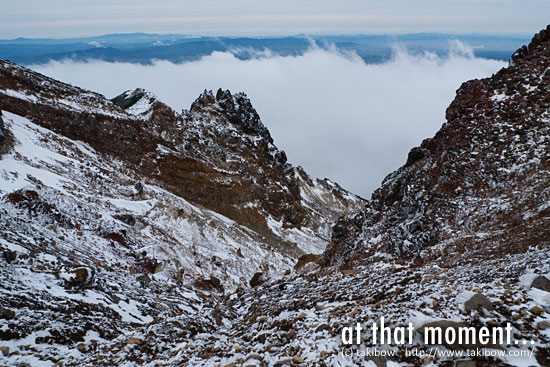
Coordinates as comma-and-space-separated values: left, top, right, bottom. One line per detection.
181, 251, 550, 367
0, 111, 303, 288
0, 106, 361, 365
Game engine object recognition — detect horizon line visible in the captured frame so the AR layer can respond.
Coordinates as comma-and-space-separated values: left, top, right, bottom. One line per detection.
0, 31, 534, 42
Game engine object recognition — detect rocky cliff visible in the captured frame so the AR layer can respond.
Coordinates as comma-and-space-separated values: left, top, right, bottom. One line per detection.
0, 59, 364, 364
0, 62, 364, 260
324, 25, 550, 270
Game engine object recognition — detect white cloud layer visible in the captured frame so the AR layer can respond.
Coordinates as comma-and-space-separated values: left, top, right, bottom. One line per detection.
31, 44, 506, 197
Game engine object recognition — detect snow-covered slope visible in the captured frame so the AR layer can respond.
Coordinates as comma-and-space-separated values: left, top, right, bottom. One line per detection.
0, 112, 218, 366
0, 58, 365, 282
0, 111, 296, 287
175, 25, 550, 367
0, 59, 364, 365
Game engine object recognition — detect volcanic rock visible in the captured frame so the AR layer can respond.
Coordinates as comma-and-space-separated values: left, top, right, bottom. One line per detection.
0, 346, 9, 357
3, 251, 16, 263
325, 25, 550, 268
531, 276, 550, 292
249, 272, 265, 288
464, 294, 493, 312
531, 306, 545, 316
0, 307, 15, 320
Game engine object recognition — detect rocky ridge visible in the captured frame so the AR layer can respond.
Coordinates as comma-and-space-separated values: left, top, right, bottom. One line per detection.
0, 59, 365, 256
159, 26, 550, 367
0, 60, 363, 365
0, 60, 364, 258
324, 25, 550, 270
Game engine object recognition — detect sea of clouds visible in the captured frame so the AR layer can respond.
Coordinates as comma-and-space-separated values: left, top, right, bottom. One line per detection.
31, 42, 506, 197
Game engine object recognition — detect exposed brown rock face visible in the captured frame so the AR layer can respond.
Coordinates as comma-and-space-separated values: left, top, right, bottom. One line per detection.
0, 60, 364, 256
151, 89, 307, 241
325, 25, 550, 268
0, 61, 158, 163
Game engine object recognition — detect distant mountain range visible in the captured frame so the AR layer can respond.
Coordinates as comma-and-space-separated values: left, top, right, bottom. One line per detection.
0, 32, 531, 65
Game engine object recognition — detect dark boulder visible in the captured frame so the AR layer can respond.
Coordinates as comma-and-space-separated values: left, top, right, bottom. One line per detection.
138, 274, 152, 287
405, 146, 425, 166
114, 214, 136, 226
531, 276, 550, 292
250, 272, 265, 288
315, 324, 330, 333
134, 182, 144, 196
3, 251, 17, 264
193, 276, 224, 293
0, 307, 15, 320
464, 293, 493, 312
67, 267, 94, 287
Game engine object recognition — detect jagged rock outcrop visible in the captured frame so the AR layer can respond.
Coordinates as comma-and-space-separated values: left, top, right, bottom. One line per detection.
0, 57, 363, 365
324, 25, 550, 268
0, 61, 364, 259
111, 88, 181, 138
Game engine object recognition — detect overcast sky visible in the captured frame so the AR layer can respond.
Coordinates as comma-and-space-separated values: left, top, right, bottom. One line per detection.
2, 1, 549, 39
